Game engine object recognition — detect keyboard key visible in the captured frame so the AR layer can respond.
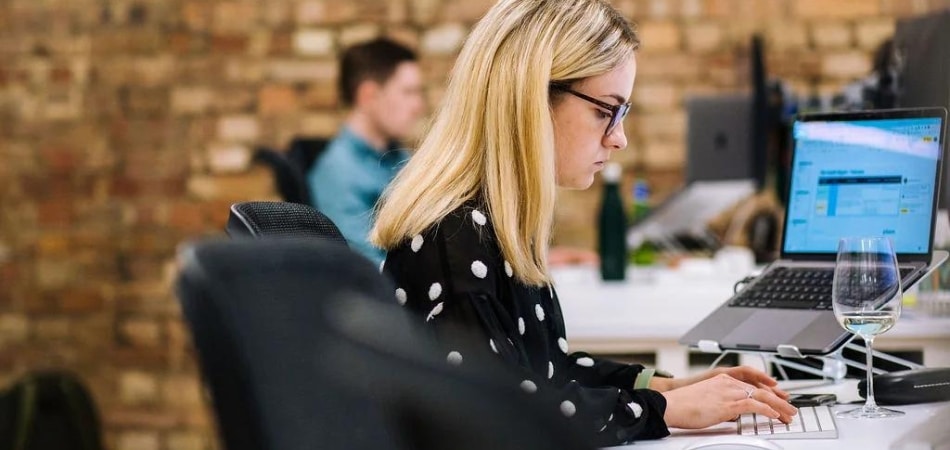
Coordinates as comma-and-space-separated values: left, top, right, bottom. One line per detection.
734, 405, 837, 439
739, 414, 756, 435
814, 405, 836, 431
801, 407, 821, 431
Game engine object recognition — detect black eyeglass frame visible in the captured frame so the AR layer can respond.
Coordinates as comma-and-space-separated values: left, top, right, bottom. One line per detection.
550, 83, 631, 136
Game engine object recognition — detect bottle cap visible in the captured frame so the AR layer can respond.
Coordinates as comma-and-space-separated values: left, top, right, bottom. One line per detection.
602, 162, 622, 183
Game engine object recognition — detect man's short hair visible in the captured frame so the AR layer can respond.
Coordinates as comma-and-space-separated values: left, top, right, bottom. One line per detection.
339, 38, 418, 106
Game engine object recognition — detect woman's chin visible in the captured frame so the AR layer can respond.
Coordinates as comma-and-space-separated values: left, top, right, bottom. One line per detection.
557, 175, 596, 190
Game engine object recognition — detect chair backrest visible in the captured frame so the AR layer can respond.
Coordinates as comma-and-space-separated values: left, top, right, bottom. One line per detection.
175, 239, 594, 450
251, 148, 312, 205
226, 201, 347, 246
285, 137, 330, 177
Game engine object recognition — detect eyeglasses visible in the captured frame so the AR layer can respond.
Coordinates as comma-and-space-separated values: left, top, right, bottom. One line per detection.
551, 84, 631, 136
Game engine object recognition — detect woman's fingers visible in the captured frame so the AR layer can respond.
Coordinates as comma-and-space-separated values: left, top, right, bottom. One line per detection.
732, 398, 780, 421
751, 388, 797, 423
757, 382, 791, 400
731, 366, 778, 386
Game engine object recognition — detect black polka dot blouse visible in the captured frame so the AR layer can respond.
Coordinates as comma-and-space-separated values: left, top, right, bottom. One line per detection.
382, 202, 670, 444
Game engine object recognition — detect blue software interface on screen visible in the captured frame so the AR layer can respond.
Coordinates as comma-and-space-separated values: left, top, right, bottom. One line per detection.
784, 117, 943, 254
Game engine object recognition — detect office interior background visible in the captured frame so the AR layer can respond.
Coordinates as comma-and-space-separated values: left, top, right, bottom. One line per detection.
1, 0, 949, 448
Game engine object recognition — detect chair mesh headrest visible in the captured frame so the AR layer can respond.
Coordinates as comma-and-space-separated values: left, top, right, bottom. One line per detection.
227, 201, 347, 246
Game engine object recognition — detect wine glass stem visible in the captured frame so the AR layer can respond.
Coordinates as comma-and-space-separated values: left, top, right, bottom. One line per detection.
864, 335, 878, 411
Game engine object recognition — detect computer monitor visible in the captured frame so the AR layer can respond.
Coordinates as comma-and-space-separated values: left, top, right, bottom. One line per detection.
895, 10, 950, 209
686, 94, 755, 183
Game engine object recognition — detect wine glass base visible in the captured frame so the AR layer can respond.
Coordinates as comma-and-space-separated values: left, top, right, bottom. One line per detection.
835, 405, 904, 419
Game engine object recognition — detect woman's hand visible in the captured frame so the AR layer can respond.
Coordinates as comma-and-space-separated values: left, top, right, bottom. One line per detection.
651, 366, 789, 400
660, 373, 798, 429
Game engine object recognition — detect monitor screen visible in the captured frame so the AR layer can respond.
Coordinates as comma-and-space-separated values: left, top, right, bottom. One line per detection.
783, 116, 943, 255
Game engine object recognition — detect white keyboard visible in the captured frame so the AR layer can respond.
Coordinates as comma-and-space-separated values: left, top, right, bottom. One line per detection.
736, 405, 838, 439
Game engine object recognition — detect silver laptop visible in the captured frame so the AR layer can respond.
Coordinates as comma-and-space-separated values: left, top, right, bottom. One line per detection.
680, 107, 948, 357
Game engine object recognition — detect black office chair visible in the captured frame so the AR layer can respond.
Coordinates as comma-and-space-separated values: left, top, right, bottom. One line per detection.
252, 148, 312, 205
225, 201, 347, 246
285, 137, 330, 178
175, 239, 594, 450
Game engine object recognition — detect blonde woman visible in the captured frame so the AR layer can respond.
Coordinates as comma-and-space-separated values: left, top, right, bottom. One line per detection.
371, 0, 796, 443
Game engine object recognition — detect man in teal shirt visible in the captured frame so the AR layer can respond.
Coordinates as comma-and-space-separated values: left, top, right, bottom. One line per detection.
308, 39, 424, 264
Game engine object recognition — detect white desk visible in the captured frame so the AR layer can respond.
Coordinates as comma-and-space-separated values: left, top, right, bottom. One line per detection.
553, 265, 950, 377
606, 380, 950, 450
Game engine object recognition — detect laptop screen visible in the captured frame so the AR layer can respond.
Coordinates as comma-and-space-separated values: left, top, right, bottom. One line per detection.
783, 112, 945, 256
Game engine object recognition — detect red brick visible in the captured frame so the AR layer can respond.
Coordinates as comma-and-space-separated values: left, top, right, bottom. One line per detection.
793, 0, 880, 18
301, 82, 337, 109
210, 34, 249, 53
169, 32, 207, 54
213, 2, 258, 32
40, 146, 81, 172
109, 347, 169, 368
59, 287, 107, 313
269, 31, 294, 55
181, 2, 213, 30
37, 200, 75, 227
258, 84, 299, 116
105, 408, 180, 429
168, 202, 208, 233
50, 66, 72, 84
110, 177, 187, 199
439, 0, 493, 22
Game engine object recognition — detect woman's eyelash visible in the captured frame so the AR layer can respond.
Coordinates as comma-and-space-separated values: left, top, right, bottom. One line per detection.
596, 110, 611, 120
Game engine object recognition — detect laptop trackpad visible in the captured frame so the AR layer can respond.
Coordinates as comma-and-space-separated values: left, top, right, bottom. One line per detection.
722, 310, 814, 349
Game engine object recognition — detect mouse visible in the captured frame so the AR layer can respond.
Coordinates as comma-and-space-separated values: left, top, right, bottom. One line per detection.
682, 435, 784, 450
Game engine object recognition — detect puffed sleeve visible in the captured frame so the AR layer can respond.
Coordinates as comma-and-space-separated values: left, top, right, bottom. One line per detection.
383, 206, 669, 445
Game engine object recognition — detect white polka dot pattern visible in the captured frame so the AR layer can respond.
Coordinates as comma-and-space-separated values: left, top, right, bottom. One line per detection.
410, 234, 424, 252
558, 337, 568, 354
446, 351, 463, 365
395, 288, 407, 305
471, 260, 488, 278
426, 302, 444, 322
428, 282, 442, 301
576, 357, 594, 367
518, 317, 525, 335
504, 261, 513, 278
489, 339, 498, 353
560, 400, 576, 417
535, 304, 545, 321
520, 380, 537, 393
471, 209, 487, 225
547, 362, 554, 379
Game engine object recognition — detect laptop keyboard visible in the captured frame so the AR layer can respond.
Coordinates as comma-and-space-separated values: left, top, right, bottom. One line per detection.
737, 405, 838, 439
729, 267, 914, 310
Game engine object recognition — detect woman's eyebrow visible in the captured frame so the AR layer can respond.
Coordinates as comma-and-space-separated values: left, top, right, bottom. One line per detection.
598, 93, 628, 105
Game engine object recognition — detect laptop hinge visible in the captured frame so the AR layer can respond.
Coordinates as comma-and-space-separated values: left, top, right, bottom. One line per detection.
776, 344, 805, 359
697, 339, 722, 353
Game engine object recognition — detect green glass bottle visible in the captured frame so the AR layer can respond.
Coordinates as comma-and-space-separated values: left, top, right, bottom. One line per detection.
598, 163, 627, 281
630, 179, 656, 266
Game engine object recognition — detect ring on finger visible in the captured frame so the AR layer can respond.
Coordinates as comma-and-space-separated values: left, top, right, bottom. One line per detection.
744, 386, 755, 399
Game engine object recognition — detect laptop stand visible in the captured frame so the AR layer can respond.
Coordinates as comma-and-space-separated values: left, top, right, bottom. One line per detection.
704, 250, 949, 382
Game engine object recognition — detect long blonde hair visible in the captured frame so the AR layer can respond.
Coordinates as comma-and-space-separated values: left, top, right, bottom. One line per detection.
371, 0, 639, 285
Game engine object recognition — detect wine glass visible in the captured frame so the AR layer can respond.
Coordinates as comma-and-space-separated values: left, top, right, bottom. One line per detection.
832, 236, 904, 419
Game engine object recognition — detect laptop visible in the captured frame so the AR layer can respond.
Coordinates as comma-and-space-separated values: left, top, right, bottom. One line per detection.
686, 94, 755, 183
680, 107, 948, 357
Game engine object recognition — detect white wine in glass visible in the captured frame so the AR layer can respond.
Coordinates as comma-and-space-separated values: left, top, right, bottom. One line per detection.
832, 236, 904, 419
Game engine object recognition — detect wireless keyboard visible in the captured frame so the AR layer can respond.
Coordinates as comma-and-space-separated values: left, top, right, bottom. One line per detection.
737, 405, 838, 439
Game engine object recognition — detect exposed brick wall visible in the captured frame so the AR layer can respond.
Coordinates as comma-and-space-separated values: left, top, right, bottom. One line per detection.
0, 0, 947, 448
